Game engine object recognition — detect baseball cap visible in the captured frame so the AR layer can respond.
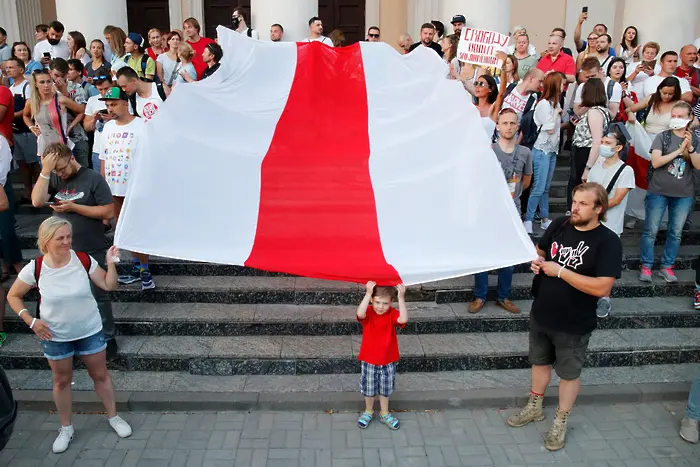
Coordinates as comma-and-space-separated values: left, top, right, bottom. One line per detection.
127, 32, 145, 47
451, 15, 466, 24
99, 87, 128, 101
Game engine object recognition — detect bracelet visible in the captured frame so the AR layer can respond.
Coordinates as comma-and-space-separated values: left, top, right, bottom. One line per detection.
18, 309, 27, 318
557, 266, 565, 278
39, 173, 50, 180
29, 317, 36, 329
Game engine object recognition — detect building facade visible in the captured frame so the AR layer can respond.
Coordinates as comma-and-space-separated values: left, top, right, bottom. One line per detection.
2, 0, 700, 56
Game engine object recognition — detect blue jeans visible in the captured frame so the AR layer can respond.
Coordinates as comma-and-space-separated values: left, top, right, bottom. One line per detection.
474, 267, 514, 301
525, 148, 557, 222
688, 377, 700, 420
640, 192, 693, 269
91, 152, 101, 173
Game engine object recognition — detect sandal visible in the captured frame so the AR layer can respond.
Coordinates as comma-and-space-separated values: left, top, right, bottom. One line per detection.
357, 411, 373, 429
379, 412, 400, 430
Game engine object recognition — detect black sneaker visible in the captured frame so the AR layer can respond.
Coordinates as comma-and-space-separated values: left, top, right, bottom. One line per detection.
118, 264, 141, 285
106, 338, 119, 360
141, 270, 155, 290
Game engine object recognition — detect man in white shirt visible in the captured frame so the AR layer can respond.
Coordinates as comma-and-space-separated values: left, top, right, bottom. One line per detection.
574, 56, 622, 118
596, 34, 614, 75
304, 17, 334, 47
83, 77, 113, 171
642, 51, 693, 102
231, 7, 259, 40
502, 68, 545, 121
116, 67, 166, 122
33, 20, 70, 66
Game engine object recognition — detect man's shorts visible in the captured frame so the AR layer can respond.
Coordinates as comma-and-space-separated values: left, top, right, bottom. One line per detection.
360, 361, 397, 397
529, 315, 591, 381
11, 132, 39, 164
41, 330, 107, 361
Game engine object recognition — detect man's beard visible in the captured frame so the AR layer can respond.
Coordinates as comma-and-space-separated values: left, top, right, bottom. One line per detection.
570, 213, 595, 226
48, 38, 60, 45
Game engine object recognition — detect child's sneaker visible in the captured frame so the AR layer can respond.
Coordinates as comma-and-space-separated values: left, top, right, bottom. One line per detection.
357, 411, 373, 429
118, 264, 141, 285
379, 412, 400, 430
694, 289, 700, 310
140, 270, 155, 290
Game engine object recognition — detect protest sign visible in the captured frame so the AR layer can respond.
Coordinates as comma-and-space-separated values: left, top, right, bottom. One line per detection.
457, 27, 509, 68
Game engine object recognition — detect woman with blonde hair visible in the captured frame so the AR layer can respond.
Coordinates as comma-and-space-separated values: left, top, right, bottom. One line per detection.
22, 69, 85, 163
176, 42, 198, 84
7, 217, 131, 454
145, 28, 166, 60
106, 26, 128, 73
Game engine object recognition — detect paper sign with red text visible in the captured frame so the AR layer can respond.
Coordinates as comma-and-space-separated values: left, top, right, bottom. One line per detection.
457, 27, 509, 68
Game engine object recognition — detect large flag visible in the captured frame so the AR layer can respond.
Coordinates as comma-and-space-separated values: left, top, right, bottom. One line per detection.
114, 26, 536, 286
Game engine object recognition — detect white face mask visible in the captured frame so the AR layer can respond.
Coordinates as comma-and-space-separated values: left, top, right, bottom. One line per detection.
599, 145, 617, 158
669, 118, 691, 130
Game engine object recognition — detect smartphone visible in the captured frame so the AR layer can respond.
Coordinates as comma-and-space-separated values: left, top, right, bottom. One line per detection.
42, 52, 51, 58
642, 60, 656, 70
98, 109, 109, 115
568, 109, 580, 123
45, 202, 55, 206
582, 6, 588, 13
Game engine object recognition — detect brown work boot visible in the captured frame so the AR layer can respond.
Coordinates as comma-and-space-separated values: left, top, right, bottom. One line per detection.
544, 408, 570, 451
507, 393, 545, 427
468, 298, 485, 314
497, 299, 521, 314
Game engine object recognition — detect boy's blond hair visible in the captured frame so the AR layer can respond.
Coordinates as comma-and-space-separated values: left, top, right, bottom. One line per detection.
372, 286, 396, 301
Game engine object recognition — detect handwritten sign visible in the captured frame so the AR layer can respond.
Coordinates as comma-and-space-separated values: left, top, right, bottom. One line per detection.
457, 27, 509, 68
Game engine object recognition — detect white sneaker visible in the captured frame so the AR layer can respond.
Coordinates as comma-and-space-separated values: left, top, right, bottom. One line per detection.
541, 219, 552, 230
52, 426, 74, 453
523, 221, 533, 234
109, 415, 132, 438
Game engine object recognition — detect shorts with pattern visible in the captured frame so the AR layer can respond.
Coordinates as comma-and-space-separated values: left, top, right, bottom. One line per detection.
360, 361, 397, 397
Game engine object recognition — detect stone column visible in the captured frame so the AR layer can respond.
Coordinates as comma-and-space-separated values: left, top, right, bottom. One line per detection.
54, 0, 127, 43
438, 0, 511, 34
0, 0, 21, 44
622, 0, 698, 53
251, 0, 317, 42
380, 0, 409, 52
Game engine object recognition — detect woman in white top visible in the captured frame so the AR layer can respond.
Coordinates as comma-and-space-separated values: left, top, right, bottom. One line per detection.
627, 41, 660, 96
618, 26, 640, 64
106, 27, 128, 74
67, 31, 90, 66
507, 26, 536, 56
7, 217, 131, 454
156, 31, 183, 86
524, 72, 564, 233
441, 34, 460, 78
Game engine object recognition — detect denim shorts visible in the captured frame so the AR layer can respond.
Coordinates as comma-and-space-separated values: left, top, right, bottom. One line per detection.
41, 330, 107, 361
360, 361, 397, 397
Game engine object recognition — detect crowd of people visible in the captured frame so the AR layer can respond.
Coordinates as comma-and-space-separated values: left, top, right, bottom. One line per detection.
0, 6, 699, 456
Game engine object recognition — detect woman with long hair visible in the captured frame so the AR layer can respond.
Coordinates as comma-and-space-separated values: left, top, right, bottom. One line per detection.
11, 42, 42, 77
67, 31, 89, 66
607, 57, 637, 122
106, 27, 128, 73
470, 74, 500, 137
145, 28, 166, 60
85, 39, 111, 83
524, 72, 564, 233
619, 26, 640, 64
22, 69, 85, 161
441, 34, 460, 77
7, 216, 131, 454
156, 31, 183, 86
329, 29, 345, 47
500, 55, 520, 86
576, 32, 599, 72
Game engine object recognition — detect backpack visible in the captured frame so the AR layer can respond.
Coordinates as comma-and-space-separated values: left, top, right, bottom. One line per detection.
128, 82, 167, 118
33, 252, 91, 319
646, 130, 675, 184
125, 54, 159, 83
246, 28, 254, 38
606, 80, 616, 101
12, 82, 30, 133
0, 365, 17, 452
605, 164, 628, 194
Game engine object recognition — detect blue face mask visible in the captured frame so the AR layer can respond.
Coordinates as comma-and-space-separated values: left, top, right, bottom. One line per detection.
599, 145, 617, 158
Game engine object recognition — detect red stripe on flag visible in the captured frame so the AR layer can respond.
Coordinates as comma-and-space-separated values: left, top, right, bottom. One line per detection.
244, 42, 401, 285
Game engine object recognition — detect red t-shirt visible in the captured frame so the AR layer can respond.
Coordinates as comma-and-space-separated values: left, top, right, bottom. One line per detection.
357, 306, 405, 366
537, 52, 576, 89
0, 86, 13, 146
187, 37, 215, 80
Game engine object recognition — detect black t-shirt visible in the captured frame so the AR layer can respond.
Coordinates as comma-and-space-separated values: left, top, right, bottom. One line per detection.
532, 216, 622, 335
408, 41, 444, 58
202, 62, 220, 80
49, 167, 113, 253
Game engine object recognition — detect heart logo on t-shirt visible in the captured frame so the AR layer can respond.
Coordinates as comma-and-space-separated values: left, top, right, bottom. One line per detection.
550, 242, 559, 259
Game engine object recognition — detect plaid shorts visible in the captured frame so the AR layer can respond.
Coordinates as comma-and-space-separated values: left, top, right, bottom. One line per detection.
360, 361, 397, 397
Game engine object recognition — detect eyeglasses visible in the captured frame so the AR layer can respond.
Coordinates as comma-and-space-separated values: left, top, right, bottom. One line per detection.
368, 34, 380, 38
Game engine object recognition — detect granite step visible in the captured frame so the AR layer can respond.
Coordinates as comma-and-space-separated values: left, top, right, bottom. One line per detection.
3, 298, 698, 337
1, 328, 699, 375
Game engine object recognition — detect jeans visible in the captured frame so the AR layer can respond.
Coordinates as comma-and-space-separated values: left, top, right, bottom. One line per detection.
640, 192, 693, 269
87, 248, 115, 341
525, 148, 557, 221
71, 140, 89, 168
91, 152, 101, 174
567, 145, 590, 210
0, 184, 23, 265
688, 377, 700, 420
474, 267, 514, 302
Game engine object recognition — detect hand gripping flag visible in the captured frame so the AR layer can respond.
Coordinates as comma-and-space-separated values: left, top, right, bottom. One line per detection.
114, 26, 536, 286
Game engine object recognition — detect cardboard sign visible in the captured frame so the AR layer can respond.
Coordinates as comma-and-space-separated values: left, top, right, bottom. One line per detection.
457, 27, 509, 68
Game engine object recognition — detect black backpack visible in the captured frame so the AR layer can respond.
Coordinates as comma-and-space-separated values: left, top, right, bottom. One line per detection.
128, 83, 168, 118
493, 83, 540, 148
0, 365, 17, 451
125, 54, 159, 83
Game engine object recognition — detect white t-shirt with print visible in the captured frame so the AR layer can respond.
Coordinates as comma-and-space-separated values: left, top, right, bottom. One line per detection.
502, 87, 533, 120
641, 74, 691, 100
85, 95, 107, 155
587, 159, 636, 235
135, 83, 165, 121
575, 77, 622, 105
99, 118, 146, 196
18, 250, 101, 342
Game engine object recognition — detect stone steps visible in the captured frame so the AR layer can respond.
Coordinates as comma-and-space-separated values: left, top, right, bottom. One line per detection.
2, 328, 699, 375
3, 298, 699, 337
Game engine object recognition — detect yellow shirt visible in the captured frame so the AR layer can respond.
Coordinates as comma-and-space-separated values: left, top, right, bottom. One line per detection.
127, 54, 156, 78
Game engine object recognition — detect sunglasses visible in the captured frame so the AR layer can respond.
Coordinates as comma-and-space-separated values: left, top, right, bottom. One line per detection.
474, 81, 490, 87
368, 34, 380, 38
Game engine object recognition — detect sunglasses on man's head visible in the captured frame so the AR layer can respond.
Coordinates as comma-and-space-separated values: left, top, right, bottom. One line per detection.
368, 34, 379, 38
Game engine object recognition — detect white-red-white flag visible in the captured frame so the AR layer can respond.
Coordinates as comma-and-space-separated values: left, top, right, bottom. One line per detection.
114, 27, 536, 285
